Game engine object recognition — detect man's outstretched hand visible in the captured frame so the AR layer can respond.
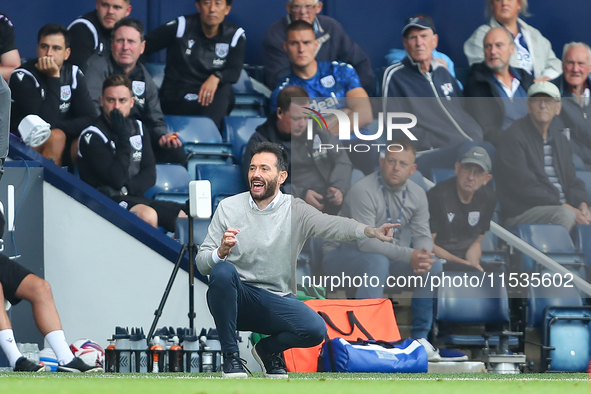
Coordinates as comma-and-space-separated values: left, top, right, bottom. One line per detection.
364, 223, 399, 242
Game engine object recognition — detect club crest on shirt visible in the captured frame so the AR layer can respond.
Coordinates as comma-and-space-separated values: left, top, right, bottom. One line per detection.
441, 83, 453, 96
321, 75, 336, 88
215, 43, 229, 58
129, 135, 143, 151
60, 85, 71, 101
447, 212, 455, 223
468, 211, 480, 227
132, 81, 145, 96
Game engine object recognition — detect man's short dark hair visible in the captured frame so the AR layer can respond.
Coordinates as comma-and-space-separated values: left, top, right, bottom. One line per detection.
383, 139, 417, 159
277, 86, 309, 112
286, 20, 314, 36
198, 0, 232, 6
112, 18, 145, 41
251, 142, 289, 172
38, 24, 71, 48
103, 74, 132, 94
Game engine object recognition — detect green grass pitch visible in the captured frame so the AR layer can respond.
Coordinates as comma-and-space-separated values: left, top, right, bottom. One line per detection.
0, 372, 588, 394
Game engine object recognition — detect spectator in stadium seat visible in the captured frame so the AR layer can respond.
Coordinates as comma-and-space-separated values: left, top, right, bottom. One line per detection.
67, 0, 132, 68
196, 141, 396, 379
551, 42, 591, 170
322, 140, 443, 360
0, 77, 99, 374
263, 0, 374, 93
382, 14, 488, 179
144, 0, 245, 131
464, 27, 533, 146
78, 75, 187, 232
0, 12, 21, 81
464, 0, 561, 82
270, 20, 374, 174
243, 85, 352, 214
427, 147, 496, 273
496, 81, 591, 232
84, 18, 186, 165
9, 24, 98, 166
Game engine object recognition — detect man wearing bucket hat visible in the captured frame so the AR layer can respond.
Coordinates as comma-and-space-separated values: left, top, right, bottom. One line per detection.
427, 147, 496, 273
496, 81, 591, 231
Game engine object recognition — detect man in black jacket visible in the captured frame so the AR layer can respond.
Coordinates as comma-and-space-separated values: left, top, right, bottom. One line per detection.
84, 18, 186, 165
78, 75, 186, 232
144, 0, 245, 130
464, 27, 533, 146
9, 24, 98, 166
551, 42, 591, 170
242, 85, 352, 214
262, 0, 374, 93
67, 0, 132, 67
496, 81, 591, 232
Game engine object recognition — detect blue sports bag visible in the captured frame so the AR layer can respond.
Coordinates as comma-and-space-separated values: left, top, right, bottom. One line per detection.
322, 338, 428, 373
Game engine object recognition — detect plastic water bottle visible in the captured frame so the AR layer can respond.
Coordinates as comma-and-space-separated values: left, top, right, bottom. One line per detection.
18, 343, 40, 364
130, 328, 148, 373
206, 329, 222, 372
200, 334, 213, 373
150, 336, 163, 373
183, 329, 200, 373
168, 336, 183, 372
105, 340, 117, 373
113, 327, 131, 373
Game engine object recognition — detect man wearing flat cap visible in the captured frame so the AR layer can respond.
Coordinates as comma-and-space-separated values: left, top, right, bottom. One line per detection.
496, 81, 591, 231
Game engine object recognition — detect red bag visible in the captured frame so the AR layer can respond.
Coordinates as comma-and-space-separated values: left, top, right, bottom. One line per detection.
284, 298, 401, 372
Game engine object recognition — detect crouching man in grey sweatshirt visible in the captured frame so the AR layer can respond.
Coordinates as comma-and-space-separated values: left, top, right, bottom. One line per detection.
196, 141, 396, 379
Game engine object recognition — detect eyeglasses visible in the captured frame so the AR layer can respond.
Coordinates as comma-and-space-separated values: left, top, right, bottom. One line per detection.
529, 97, 559, 105
291, 4, 317, 12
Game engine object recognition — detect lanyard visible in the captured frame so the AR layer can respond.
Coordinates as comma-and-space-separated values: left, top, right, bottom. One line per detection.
377, 172, 406, 237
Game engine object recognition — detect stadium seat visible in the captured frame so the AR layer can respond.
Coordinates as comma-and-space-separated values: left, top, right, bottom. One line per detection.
480, 231, 508, 272
231, 69, 267, 117
516, 224, 586, 277
409, 169, 428, 192
223, 116, 266, 165
575, 224, 591, 272
195, 164, 248, 212
434, 273, 521, 351
165, 115, 234, 178
527, 284, 591, 372
145, 63, 166, 90
175, 217, 211, 245
576, 170, 591, 199
431, 168, 455, 184
145, 164, 191, 204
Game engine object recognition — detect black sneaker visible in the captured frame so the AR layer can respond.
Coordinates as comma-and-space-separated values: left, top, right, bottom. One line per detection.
251, 342, 288, 379
222, 352, 248, 379
14, 357, 46, 372
57, 357, 102, 373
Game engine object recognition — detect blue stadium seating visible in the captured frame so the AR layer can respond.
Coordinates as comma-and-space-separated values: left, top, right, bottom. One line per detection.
175, 217, 211, 245
223, 116, 266, 165
165, 115, 234, 178
195, 164, 248, 212
431, 168, 455, 184
408, 169, 428, 192
434, 272, 520, 350
145, 164, 191, 204
527, 284, 591, 372
575, 224, 591, 273
516, 224, 586, 277
231, 69, 267, 117
576, 170, 591, 200
145, 63, 166, 90
480, 231, 508, 272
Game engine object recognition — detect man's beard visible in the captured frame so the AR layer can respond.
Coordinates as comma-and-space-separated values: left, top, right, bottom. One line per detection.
250, 175, 279, 202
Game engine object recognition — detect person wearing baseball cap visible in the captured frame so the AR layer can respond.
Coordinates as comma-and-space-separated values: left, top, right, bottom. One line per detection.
496, 81, 591, 231
427, 146, 496, 274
